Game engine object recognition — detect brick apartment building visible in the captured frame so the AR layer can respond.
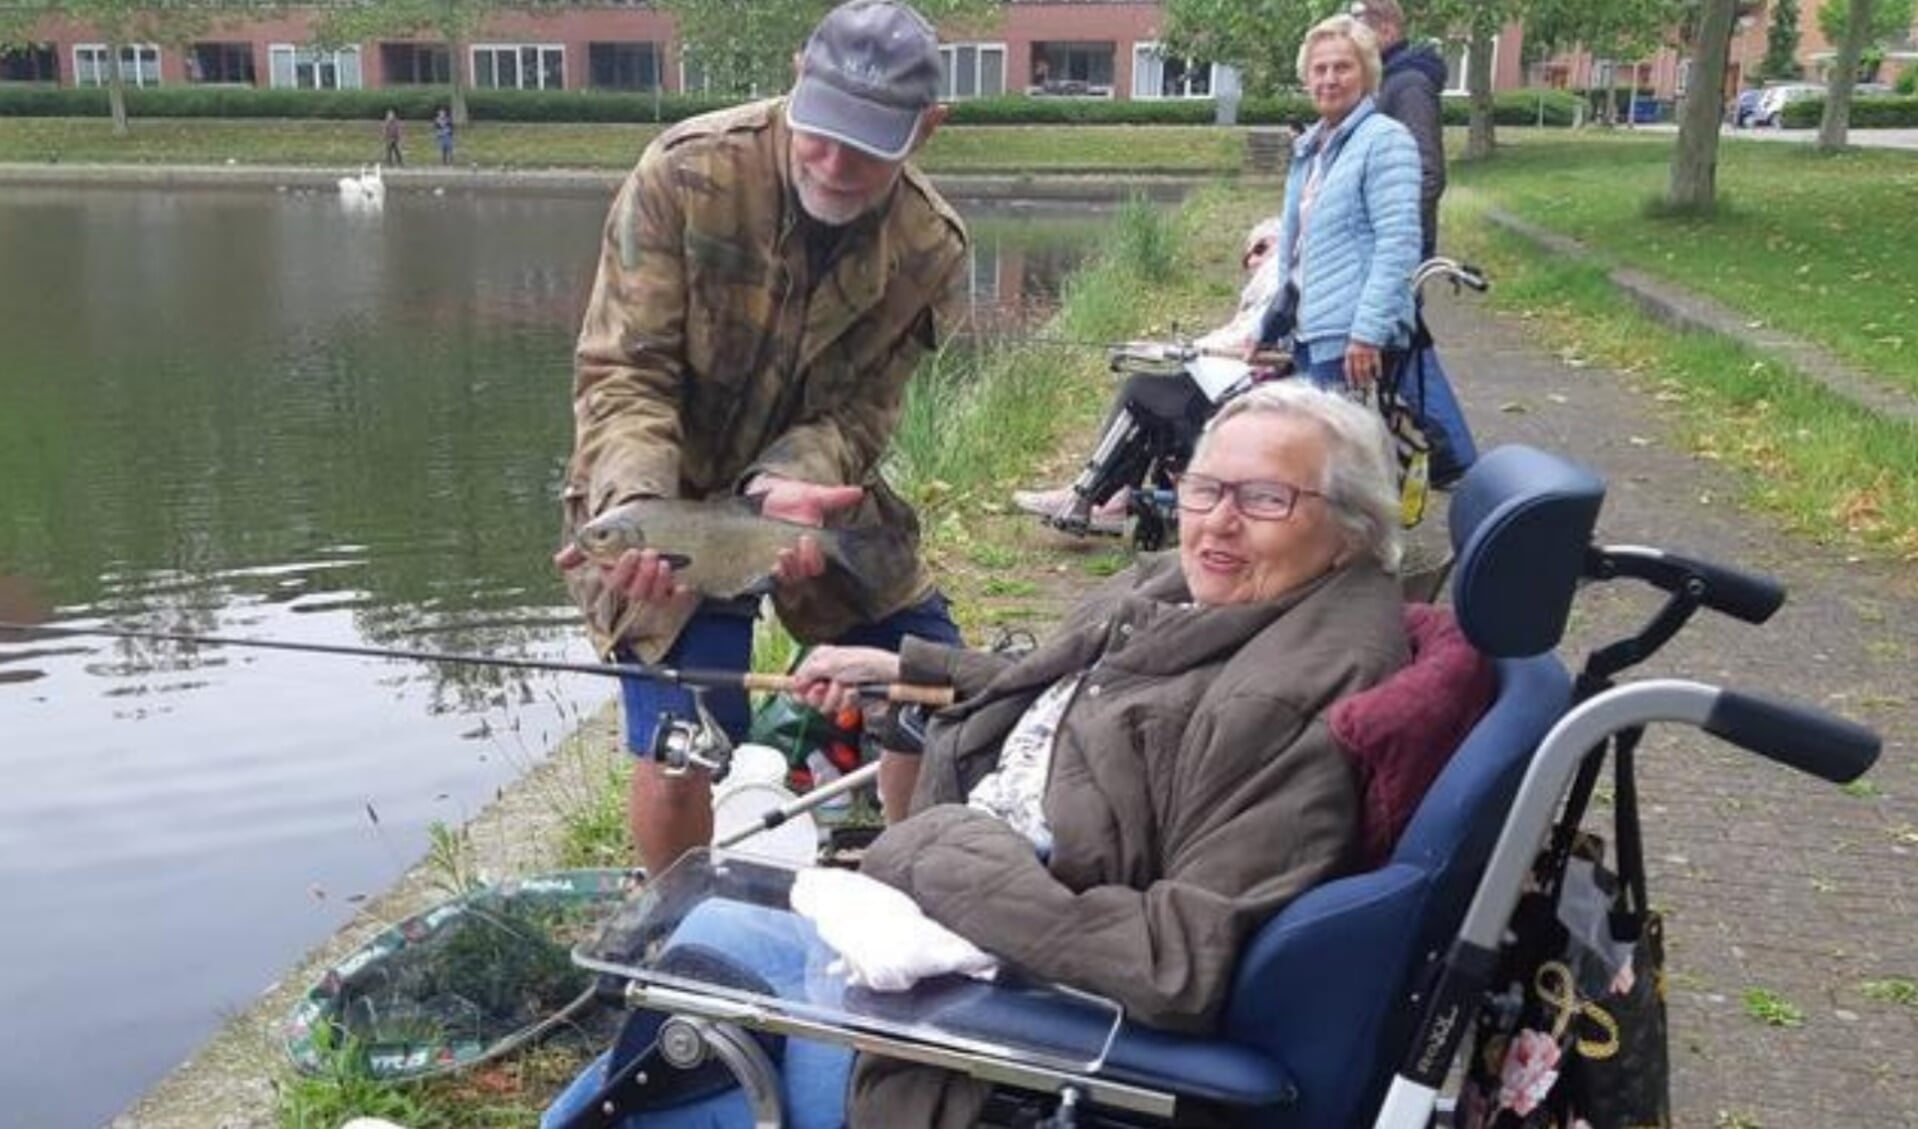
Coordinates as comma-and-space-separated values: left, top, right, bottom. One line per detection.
0, 1, 1520, 102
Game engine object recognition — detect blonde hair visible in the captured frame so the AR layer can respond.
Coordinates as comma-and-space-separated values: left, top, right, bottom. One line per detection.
1297, 14, 1383, 97
1200, 382, 1404, 573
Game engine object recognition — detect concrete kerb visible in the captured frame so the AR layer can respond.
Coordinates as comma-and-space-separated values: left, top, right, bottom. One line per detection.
1484, 206, 1918, 429
0, 162, 1217, 204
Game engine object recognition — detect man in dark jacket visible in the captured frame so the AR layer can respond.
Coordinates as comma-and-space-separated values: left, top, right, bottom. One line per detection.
1356, 0, 1447, 256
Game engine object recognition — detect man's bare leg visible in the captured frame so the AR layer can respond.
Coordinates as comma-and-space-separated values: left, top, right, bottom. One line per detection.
630, 760, 714, 874
877, 749, 921, 825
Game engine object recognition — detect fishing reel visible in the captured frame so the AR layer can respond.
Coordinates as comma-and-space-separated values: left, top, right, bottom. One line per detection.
648, 687, 734, 782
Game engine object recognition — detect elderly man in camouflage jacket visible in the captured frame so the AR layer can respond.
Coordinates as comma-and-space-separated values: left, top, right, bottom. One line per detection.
556, 0, 970, 873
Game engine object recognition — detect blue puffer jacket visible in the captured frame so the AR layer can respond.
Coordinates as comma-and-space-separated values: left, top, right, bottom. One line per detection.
1268, 98, 1422, 351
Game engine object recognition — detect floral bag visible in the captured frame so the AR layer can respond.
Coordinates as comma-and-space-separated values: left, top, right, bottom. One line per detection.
1460, 729, 1671, 1129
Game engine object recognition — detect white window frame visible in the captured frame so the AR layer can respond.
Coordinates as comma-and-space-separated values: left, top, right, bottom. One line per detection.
74, 43, 161, 88
1131, 41, 1216, 99
267, 44, 362, 90
471, 42, 566, 91
938, 41, 1006, 100
1441, 37, 1496, 96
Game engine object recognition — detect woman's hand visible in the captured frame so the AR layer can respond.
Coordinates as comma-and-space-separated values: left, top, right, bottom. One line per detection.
1343, 341, 1383, 389
790, 645, 903, 714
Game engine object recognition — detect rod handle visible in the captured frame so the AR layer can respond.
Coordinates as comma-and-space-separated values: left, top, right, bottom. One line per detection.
737, 672, 954, 709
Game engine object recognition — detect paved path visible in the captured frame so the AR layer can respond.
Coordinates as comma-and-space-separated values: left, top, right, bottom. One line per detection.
1637, 122, 1918, 151
1429, 289, 1918, 1128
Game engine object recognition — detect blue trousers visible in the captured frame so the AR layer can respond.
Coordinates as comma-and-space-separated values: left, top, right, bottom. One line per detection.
620, 592, 962, 756
540, 902, 852, 1129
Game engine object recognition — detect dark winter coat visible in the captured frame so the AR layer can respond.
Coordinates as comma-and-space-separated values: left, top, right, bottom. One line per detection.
1378, 41, 1449, 257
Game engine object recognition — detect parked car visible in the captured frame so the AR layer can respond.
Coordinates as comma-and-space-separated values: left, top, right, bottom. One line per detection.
1756, 82, 1823, 127
1731, 88, 1765, 128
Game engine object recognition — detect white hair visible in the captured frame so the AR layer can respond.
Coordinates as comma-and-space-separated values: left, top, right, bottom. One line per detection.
1198, 381, 1405, 573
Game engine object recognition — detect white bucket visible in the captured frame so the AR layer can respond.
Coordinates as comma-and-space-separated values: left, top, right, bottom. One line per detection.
727, 742, 792, 787
712, 780, 818, 867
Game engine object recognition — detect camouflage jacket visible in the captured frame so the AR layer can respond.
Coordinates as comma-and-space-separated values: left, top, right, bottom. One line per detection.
566, 97, 970, 661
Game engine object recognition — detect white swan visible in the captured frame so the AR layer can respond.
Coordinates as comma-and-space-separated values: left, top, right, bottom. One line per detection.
336, 163, 385, 202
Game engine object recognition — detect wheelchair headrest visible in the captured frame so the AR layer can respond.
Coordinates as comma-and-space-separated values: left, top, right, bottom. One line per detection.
1447, 445, 1606, 658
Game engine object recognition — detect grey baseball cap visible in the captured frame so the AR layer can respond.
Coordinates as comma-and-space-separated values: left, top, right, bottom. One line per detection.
788, 0, 942, 162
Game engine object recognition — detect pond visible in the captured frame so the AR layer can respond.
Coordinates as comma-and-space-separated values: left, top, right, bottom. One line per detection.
0, 183, 1109, 1128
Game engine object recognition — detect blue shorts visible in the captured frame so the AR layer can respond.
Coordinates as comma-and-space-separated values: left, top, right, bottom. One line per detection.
619, 591, 962, 756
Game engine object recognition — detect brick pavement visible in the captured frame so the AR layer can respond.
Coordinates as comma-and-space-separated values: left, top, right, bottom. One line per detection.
1429, 293, 1918, 1128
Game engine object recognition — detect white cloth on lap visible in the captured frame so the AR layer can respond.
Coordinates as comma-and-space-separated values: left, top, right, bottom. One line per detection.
791, 866, 1000, 992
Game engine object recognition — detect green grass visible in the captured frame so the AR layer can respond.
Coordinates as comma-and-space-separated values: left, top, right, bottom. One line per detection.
1859, 977, 1918, 1007
1451, 130, 1918, 401
0, 117, 1246, 174
1741, 987, 1807, 1027
1446, 186, 1918, 558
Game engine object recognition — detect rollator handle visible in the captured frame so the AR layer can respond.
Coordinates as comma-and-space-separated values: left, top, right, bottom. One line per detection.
1585, 545, 1785, 625
1705, 690, 1881, 784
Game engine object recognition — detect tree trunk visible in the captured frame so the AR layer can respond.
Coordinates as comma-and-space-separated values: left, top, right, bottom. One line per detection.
1817, 0, 1874, 151
450, 37, 470, 127
1666, 0, 1738, 213
107, 42, 130, 137
1465, 16, 1496, 159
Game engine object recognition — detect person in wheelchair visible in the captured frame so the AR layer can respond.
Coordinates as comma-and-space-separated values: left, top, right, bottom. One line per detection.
1009, 217, 1281, 536
787, 382, 1411, 1124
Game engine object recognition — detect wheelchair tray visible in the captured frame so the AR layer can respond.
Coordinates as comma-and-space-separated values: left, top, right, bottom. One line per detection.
574, 851, 1126, 1076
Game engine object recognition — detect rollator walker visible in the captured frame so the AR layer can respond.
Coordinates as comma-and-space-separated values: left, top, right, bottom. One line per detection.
548, 444, 1880, 1129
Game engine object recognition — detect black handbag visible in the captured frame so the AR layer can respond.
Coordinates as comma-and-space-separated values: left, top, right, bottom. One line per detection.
1460, 728, 1672, 1129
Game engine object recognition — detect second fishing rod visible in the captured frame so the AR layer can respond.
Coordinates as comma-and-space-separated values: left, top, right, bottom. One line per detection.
0, 620, 955, 708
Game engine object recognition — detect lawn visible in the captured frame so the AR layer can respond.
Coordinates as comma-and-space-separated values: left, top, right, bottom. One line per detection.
0, 117, 1248, 174
1450, 130, 1918, 399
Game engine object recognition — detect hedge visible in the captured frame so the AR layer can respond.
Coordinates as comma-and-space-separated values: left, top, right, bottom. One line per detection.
1781, 94, 1918, 128
0, 83, 1581, 128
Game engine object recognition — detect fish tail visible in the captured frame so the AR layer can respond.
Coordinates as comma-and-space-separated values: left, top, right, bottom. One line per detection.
822, 524, 914, 617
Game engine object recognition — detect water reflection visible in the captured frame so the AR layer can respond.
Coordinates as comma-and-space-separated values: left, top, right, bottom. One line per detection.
0, 183, 1103, 1128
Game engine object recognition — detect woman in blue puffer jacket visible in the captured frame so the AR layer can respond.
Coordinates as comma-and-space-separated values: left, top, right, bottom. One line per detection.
1260, 13, 1422, 391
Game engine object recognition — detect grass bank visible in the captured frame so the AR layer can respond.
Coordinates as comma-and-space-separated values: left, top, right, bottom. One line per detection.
1445, 184, 1918, 559
0, 117, 1247, 174
277, 183, 1271, 1128
1449, 130, 1918, 400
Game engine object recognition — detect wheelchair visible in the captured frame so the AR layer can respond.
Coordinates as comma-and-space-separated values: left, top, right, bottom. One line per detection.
545, 444, 1880, 1129
1045, 258, 1489, 555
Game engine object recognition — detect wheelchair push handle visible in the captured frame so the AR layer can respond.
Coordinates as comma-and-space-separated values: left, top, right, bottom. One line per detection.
1705, 689, 1881, 784
1586, 544, 1786, 625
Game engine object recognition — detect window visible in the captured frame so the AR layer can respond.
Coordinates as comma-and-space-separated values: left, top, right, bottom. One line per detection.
1440, 38, 1493, 95
189, 42, 255, 85
381, 43, 450, 85
1, 44, 59, 83
589, 42, 662, 91
473, 44, 565, 90
938, 42, 1005, 99
1132, 42, 1214, 99
1031, 41, 1116, 95
74, 44, 161, 88
269, 45, 362, 90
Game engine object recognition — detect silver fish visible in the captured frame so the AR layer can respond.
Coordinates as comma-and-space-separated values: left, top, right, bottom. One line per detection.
573, 497, 911, 611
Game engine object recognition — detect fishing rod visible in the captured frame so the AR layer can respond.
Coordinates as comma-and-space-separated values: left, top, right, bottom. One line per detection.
0, 620, 955, 707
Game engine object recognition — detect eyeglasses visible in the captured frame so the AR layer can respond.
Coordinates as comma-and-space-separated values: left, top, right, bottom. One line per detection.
1173, 472, 1325, 522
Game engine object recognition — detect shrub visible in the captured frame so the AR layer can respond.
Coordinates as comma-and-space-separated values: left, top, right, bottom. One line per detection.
1440, 88, 1582, 127
1897, 69, 1917, 96
1781, 94, 1918, 128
